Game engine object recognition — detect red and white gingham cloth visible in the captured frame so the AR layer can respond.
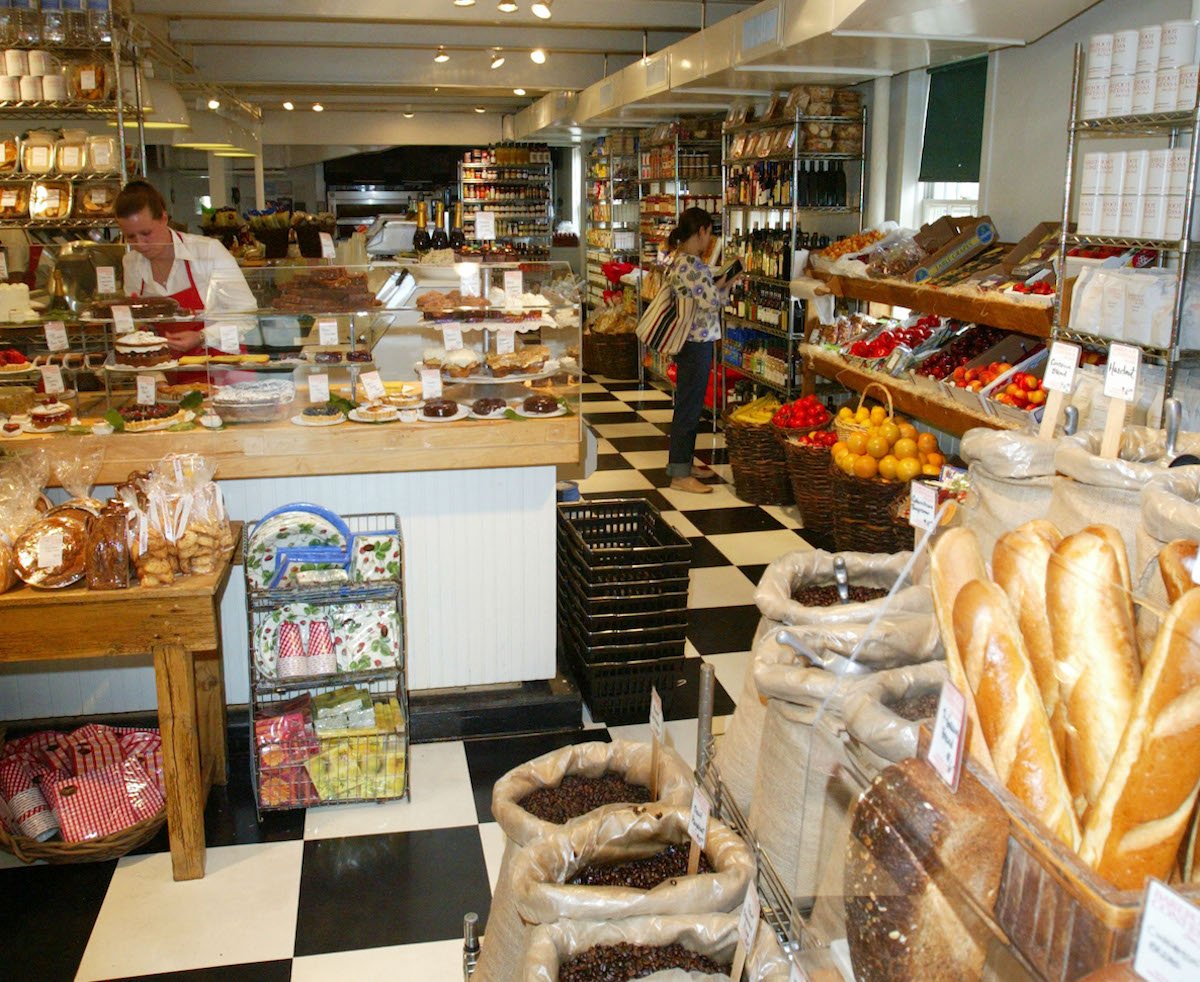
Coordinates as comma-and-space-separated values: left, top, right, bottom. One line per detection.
44, 758, 164, 842
0, 756, 60, 841
9, 730, 73, 779
118, 730, 165, 796
67, 724, 124, 776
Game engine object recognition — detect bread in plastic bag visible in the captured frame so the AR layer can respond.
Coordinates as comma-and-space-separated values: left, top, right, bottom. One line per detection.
841, 661, 949, 773
85, 499, 129, 590
50, 439, 104, 505
523, 914, 739, 982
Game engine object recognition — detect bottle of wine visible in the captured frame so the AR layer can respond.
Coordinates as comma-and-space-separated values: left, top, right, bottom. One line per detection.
412, 201, 432, 253
431, 201, 449, 250
449, 202, 466, 249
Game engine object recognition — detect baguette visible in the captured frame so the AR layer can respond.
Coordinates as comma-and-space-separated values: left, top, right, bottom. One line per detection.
953, 578, 1080, 848
1159, 539, 1199, 606
1079, 590, 1200, 890
1187, 802, 1200, 882
929, 527, 996, 776
992, 520, 1062, 731
1084, 524, 1138, 654
1046, 529, 1142, 817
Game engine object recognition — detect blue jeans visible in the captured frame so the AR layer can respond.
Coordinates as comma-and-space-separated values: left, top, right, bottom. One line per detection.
666, 340, 714, 477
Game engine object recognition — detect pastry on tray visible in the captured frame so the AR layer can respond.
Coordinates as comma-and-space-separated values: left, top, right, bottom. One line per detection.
356, 401, 398, 422
29, 401, 71, 429
114, 331, 171, 367
522, 393, 560, 415
442, 349, 481, 378
422, 347, 447, 369
471, 397, 507, 416
422, 397, 459, 418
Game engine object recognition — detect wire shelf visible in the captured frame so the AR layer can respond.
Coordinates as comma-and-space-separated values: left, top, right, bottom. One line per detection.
1064, 232, 1185, 250
1073, 109, 1197, 134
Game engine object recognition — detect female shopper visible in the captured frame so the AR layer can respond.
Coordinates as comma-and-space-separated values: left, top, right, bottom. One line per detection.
663, 207, 739, 494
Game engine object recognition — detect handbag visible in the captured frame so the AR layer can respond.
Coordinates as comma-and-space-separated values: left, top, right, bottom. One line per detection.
636, 273, 698, 356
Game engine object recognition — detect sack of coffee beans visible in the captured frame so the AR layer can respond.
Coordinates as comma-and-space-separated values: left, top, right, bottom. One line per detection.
841, 661, 948, 774
711, 617, 774, 817
492, 805, 753, 976
476, 740, 694, 982
523, 914, 738, 982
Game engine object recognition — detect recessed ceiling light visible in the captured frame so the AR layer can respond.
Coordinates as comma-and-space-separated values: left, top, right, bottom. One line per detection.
207, 98, 220, 109
403, 111, 414, 118
282, 100, 294, 111
312, 103, 323, 112
530, 48, 547, 64
453, 0, 476, 5
531, 0, 552, 18
497, 0, 517, 11
474, 106, 487, 113
434, 46, 450, 63
490, 50, 505, 70
513, 88, 526, 96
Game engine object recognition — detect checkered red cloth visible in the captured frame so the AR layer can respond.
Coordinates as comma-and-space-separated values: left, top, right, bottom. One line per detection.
67, 724, 124, 776
44, 758, 164, 842
8, 730, 73, 779
118, 730, 165, 796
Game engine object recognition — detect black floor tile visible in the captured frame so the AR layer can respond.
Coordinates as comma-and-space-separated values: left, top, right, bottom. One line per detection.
582, 489, 673, 513
687, 604, 763, 656
599, 380, 640, 391
739, 564, 769, 588
295, 827, 492, 955
797, 528, 837, 552
585, 411, 647, 425
687, 536, 736, 568
581, 391, 619, 401
662, 655, 736, 721
619, 396, 675, 409
595, 453, 634, 471
639, 467, 676, 489
693, 447, 731, 466
607, 435, 670, 453
110, 961, 294, 982
463, 728, 612, 823
0, 859, 116, 982
686, 507, 785, 536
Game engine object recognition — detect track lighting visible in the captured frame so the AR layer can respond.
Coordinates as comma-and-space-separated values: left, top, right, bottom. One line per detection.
312, 103, 323, 112
282, 101, 293, 111
513, 88, 526, 96
530, 48, 546, 64
434, 46, 450, 63
531, 0, 552, 19
490, 49, 505, 70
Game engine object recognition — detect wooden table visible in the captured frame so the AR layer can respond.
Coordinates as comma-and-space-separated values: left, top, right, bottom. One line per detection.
0, 530, 240, 880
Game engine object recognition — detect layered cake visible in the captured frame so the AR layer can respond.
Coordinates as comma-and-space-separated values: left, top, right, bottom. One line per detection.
114, 331, 171, 367
30, 400, 71, 429
442, 349, 481, 378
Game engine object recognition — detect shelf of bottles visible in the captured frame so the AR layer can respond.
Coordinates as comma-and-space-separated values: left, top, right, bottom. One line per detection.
585, 131, 640, 310
720, 98, 865, 399
457, 143, 553, 261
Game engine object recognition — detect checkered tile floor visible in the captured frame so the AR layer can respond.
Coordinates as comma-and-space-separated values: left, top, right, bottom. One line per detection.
3, 377, 825, 981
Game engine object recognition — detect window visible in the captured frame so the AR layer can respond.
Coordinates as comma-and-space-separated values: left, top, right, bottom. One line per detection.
920, 180, 980, 224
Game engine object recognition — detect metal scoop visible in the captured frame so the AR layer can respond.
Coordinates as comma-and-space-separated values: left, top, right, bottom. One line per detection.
833, 555, 851, 605
775, 628, 872, 676
1164, 398, 1200, 467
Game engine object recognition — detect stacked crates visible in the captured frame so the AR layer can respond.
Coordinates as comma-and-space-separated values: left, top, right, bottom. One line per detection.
557, 498, 692, 724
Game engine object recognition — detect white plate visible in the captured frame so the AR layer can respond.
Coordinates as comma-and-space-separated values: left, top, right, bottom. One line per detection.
348, 408, 399, 424
104, 360, 180, 373
291, 412, 347, 427
415, 403, 470, 423
20, 419, 72, 433
468, 405, 512, 420
0, 364, 36, 375
513, 403, 568, 419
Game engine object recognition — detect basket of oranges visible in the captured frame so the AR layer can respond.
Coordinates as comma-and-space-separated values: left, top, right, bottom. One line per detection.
833, 382, 894, 444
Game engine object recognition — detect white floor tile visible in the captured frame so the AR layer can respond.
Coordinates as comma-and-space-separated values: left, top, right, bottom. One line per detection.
292, 939, 465, 981
660, 484, 751, 511
478, 821, 507, 894
708, 530, 812, 567
609, 717, 699, 771
760, 504, 803, 529
304, 741, 477, 839
580, 383, 608, 393
660, 510, 701, 538
77, 841, 304, 981
684, 640, 702, 659
576, 469, 654, 493
591, 422, 666, 439
621, 450, 670, 470
708, 463, 734, 483
595, 438, 618, 455
612, 389, 672, 401
703, 650, 753, 707
582, 400, 634, 414
638, 408, 676, 423
689, 566, 757, 608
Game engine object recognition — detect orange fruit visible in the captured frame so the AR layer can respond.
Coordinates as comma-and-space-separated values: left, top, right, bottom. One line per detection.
846, 432, 868, 455
853, 454, 879, 479
831, 441, 848, 459
869, 406, 887, 425
880, 421, 901, 446
893, 437, 918, 460
866, 435, 890, 460
917, 432, 939, 454
921, 463, 942, 477
878, 454, 899, 481
840, 452, 859, 475
896, 457, 922, 482
925, 451, 945, 469
898, 422, 918, 441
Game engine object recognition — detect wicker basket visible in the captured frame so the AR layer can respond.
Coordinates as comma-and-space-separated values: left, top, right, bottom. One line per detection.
582, 330, 640, 380
781, 436, 836, 534
834, 382, 894, 443
724, 409, 794, 506
830, 462, 909, 553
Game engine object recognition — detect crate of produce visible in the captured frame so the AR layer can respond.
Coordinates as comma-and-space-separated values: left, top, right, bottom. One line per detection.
562, 638, 688, 725
558, 498, 691, 569
830, 463, 910, 554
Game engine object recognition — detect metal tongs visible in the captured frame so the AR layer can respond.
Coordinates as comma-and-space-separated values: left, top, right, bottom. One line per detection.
833, 556, 851, 605
775, 627, 872, 676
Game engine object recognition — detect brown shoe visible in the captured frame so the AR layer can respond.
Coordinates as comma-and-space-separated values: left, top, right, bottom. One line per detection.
671, 476, 714, 494
691, 464, 715, 479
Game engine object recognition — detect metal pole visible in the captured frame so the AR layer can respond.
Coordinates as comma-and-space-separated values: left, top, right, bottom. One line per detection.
866, 76, 889, 228
696, 662, 715, 778
1165, 82, 1200, 398
131, 46, 147, 179
462, 912, 479, 980
1054, 45, 1084, 340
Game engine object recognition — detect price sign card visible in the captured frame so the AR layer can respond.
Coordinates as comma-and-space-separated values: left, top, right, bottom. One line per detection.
737, 880, 761, 955
136, 375, 156, 405
648, 686, 664, 743
420, 367, 443, 400
359, 370, 386, 402
218, 324, 240, 355
111, 305, 134, 335
1043, 341, 1081, 394
688, 786, 711, 851
38, 530, 63, 570
927, 680, 967, 791
1105, 342, 1141, 401
1133, 879, 1200, 982
442, 326, 464, 351
317, 318, 339, 346
909, 480, 938, 531
496, 329, 516, 355
319, 231, 336, 259
308, 373, 330, 404
504, 270, 523, 310
95, 266, 116, 295
459, 264, 481, 297
44, 320, 68, 352
40, 365, 64, 395
475, 211, 496, 241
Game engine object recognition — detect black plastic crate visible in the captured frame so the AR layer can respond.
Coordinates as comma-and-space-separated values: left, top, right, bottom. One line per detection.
558, 583, 687, 636
560, 562, 691, 603
561, 564, 688, 616
560, 614, 687, 665
561, 551, 693, 588
558, 499, 691, 568
562, 636, 689, 726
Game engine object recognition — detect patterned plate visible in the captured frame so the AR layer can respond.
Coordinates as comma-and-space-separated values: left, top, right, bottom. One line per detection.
246, 505, 349, 591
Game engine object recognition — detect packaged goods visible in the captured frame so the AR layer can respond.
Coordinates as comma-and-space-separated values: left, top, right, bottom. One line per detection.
85, 499, 129, 590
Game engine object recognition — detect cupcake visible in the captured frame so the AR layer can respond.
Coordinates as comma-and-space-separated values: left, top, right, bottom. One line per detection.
422, 347, 448, 369
114, 330, 171, 367
30, 401, 72, 429
442, 349, 481, 378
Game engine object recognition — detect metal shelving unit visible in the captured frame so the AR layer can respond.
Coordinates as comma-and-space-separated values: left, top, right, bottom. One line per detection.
584, 131, 639, 311
1054, 43, 1200, 397
457, 147, 552, 261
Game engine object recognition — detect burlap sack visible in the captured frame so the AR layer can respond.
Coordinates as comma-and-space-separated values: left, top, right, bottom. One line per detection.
841, 661, 949, 775
712, 617, 774, 817
477, 740, 694, 982
1134, 467, 1200, 651
523, 914, 739, 982
959, 428, 1057, 562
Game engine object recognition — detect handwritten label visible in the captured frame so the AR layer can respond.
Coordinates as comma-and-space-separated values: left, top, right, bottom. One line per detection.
503, 270, 523, 310
419, 367, 442, 400
474, 211, 496, 241
1133, 879, 1200, 982
738, 880, 761, 952
37, 530, 63, 569
317, 318, 339, 346
1104, 342, 1141, 401
1043, 341, 1081, 394
44, 320, 68, 351
218, 324, 240, 354
95, 266, 116, 295
688, 786, 711, 849
1, 191, 16, 208
60, 145, 80, 169
909, 480, 938, 531
111, 305, 133, 334
40, 364, 64, 394
308, 373, 330, 404
927, 681, 967, 791
319, 231, 336, 259
496, 329, 515, 355
649, 686, 664, 742
136, 374, 156, 405
442, 326, 463, 351
459, 265, 480, 297
359, 369, 385, 401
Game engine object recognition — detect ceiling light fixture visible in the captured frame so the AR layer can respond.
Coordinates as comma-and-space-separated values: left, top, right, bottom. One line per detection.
207, 97, 220, 110
282, 100, 294, 110
434, 46, 450, 63
453, 0, 476, 5
497, 0, 517, 11
403, 111, 415, 118
312, 103, 323, 112
490, 49, 505, 70
530, 48, 546, 64
474, 106, 487, 113
513, 87, 526, 95
531, 0, 552, 18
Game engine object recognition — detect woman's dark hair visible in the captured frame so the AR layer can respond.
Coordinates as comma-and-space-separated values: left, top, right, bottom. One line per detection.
667, 207, 713, 249
114, 180, 168, 220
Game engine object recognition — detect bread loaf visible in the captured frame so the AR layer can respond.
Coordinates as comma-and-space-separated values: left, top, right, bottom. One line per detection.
1159, 539, 1199, 605
992, 520, 1062, 728
1086, 524, 1140, 663
1046, 528, 1142, 816
953, 578, 1080, 848
929, 527, 996, 775
1187, 803, 1200, 882
1080, 590, 1200, 890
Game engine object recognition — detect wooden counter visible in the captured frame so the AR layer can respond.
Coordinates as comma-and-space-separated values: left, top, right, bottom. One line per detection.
3, 415, 582, 485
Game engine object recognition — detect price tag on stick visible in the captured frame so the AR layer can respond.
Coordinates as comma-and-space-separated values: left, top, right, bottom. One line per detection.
496, 329, 515, 355
927, 680, 967, 792
136, 374, 156, 405
731, 880, 761, 982
1038, 341, 1081, 440
308, 373, 330, 404
359, 370, 386, 402
95, 266, 116, 295
909, 480, 938, 532
111, 305, 134, 335
319, 231, 336, 259
648, 686, 664, 799
40, 364, 64, 395
317, 318, 339, 347
44, 320, 68, 352
687, 786, 710, 876
1101, 343, 1141, 459
503, 270, 523, 310
1133, 879, 1200, 982
420, 367, 443, 401
442, 326, 463, 351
